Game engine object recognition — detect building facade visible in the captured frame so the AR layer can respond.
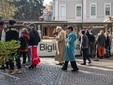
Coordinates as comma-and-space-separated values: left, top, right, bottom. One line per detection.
53, 0, 113, 22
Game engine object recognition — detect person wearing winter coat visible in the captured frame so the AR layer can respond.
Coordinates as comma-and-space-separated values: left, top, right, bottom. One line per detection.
107, 30, 112, 57
80, 30, 91, 65
55, 26, 66, 65
104, 31, 111, 58
96, 30, 106, 59
88, 30, 96, 58
28, 24, 40, 46
1, 19, 22, 74
28, 24, 41, 69
62, 26, 79, 72
19, 28, 29, 66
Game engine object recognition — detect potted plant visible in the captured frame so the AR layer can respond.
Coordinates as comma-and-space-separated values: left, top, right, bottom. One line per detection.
0, 40, 20, 65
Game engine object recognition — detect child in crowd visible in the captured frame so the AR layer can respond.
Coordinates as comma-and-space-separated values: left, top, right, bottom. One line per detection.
19, 28, 29, 66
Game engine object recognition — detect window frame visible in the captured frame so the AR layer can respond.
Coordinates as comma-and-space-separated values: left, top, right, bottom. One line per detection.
75, 4, 82, 19
59, 4, 66, 20
90, 3, 97, 19
104, 3, 111, 17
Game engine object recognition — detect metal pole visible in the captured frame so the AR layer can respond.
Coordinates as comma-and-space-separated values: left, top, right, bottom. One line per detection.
82, 0, 83, 22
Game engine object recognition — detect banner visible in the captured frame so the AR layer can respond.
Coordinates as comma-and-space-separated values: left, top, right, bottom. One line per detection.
38, 39, 81, 56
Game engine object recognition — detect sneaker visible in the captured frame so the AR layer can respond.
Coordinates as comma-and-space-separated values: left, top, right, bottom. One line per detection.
18, 69, 22, 74
8, 70, 16, 74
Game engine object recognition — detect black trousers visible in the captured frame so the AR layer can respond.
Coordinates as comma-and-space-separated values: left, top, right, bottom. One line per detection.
89, 43, 96, 58
82, 48, 91, 64
19, 52, 27, 64
62, 61, 78, 70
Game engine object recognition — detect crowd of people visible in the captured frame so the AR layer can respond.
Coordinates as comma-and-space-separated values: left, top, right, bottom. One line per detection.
0, 19, 41, 74
0, 18, 112, 74
80, 29, 112, 59
54, 25, 112, 71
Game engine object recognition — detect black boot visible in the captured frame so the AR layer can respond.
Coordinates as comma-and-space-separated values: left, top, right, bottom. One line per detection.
62, 61, 68, 71
81, 63, 86, 65
71, 61, 79, 72
34, 64, 37, 68
28, 65, 34, 69
71, 69, 79, 72
61, 67, 67, 70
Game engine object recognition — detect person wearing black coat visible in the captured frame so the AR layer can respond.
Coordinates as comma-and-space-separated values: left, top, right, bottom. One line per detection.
86, 29, 96, 58
28, 24, 41, 69
28, 28, 40, 46
1, 19, 22, 74
105, 32, 111, 58
88, 30, 96, 58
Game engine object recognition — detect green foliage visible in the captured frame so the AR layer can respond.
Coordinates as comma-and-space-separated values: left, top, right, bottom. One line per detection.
0, 0, 44, 21
0, 0, 17, 20
10, 0, 44, 21
0, 40, 20, 61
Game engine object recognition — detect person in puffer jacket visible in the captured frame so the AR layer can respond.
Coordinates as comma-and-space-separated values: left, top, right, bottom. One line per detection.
19, 28, 29, 66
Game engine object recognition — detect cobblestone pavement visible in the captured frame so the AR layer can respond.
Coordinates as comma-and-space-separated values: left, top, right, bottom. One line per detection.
0, 57, 113, 85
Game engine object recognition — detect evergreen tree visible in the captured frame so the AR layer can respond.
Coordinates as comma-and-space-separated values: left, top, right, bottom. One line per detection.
12, 0, 44, 21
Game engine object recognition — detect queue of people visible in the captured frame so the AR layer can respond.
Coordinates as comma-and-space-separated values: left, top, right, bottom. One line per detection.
0, 19, 112, 74
0, 19, 41, 74
55, 25, 112, 71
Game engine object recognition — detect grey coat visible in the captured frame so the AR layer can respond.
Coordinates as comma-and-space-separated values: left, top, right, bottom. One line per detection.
97, 34, 106, 47
80, 34, 89, 49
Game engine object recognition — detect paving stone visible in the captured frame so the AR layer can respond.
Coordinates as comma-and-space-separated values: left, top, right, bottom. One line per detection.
0, 58, 113, 85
